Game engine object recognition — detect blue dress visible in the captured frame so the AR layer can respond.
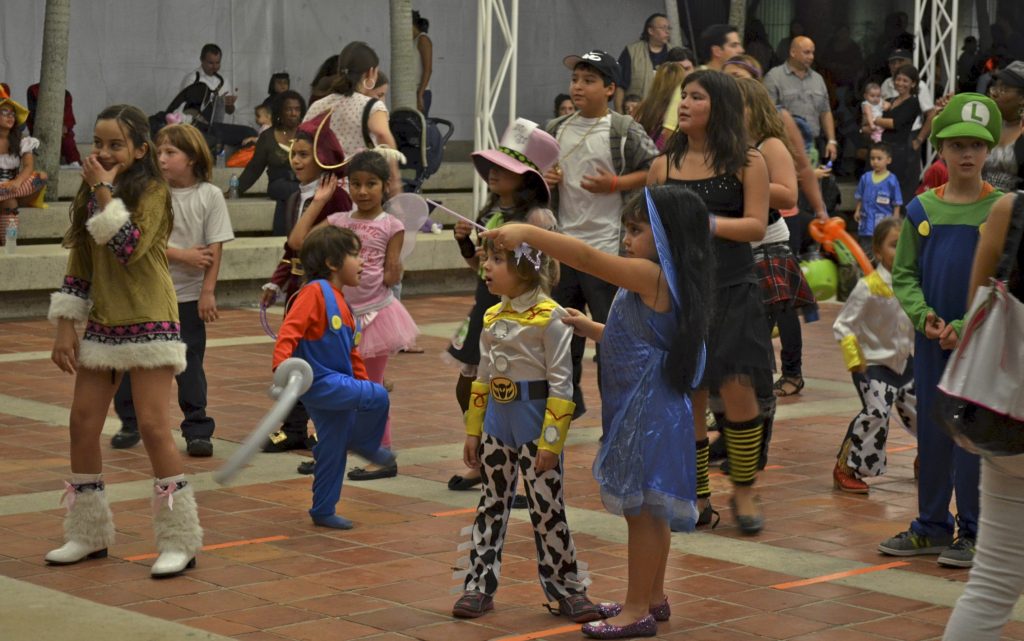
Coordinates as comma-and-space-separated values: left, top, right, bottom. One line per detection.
595, 288, 699, 530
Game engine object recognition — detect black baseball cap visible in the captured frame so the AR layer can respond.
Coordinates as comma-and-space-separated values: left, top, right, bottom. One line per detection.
888, 49, 913, 62
563, 50, 621, 86
995, 61, 1024, 89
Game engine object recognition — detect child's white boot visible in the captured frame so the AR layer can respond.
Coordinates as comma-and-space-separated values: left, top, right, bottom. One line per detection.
45, 474, 115, 565
150, 475, 203, 578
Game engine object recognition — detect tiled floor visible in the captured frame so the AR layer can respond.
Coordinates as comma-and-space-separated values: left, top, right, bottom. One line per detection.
1, 295, 1021, 640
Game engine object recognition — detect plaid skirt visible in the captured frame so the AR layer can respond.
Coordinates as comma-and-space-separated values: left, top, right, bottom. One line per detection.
753, 242, 816, 308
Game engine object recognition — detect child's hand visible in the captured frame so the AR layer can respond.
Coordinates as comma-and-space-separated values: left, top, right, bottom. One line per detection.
543, 167, 563, 187
182, 245, 214, 270
814, 165, 832, 180
51, 321, 79, 375
853, 210, 861, 223
580, 167, 616, 194
199, 291, 219, 323
453, 219, 475, 241
562, 308, 593, 336
82, 154, 119, 187
463, 435, 481, 469
480, 224, 529, 251
312, 173, 338, 204
260, 286, 278, 307
534, 449, 558, 474
924, 311, 946, 340
938, 324, 960, 351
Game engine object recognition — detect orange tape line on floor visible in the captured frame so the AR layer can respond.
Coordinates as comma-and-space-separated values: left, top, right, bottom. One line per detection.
122, 535, 290, 562
888, 444, 917, 453
770, 561, 910, 590
431, 507, 477, 517
495, 623, 582, 641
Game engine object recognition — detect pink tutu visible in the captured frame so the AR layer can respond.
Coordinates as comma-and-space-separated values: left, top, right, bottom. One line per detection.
357, 299, 420, 358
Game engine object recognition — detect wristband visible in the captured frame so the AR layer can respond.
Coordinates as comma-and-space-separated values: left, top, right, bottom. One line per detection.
537, 397, 576, 455
90, 181, 114, 194
609, 174, 619, 193
456, 235, 476, 259
464, 381, 490, 437
827, 139, 837, 145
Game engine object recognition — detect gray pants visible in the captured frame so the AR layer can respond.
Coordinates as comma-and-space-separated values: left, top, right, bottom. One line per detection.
944, 456, 1024, 640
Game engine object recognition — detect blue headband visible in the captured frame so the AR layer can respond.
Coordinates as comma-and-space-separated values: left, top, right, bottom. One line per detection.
643, 187, 705, 388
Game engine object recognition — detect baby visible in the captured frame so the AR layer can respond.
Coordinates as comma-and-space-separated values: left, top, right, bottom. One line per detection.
861, 83, 890, 143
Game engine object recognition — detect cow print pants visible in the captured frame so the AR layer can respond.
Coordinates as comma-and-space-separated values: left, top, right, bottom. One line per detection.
463, 433, 587, 601
841, 363, 917, 478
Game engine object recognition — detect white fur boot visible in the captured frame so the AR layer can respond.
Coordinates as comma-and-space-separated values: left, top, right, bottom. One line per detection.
151, 476, 203, 578
45, 476, 116, 565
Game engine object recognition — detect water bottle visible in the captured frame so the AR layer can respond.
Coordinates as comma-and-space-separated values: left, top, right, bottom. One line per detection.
4, 217, 16, 254
227, 174, 239, 199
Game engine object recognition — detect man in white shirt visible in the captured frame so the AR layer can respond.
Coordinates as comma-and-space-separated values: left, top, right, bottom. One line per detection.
173, 43, 255, 150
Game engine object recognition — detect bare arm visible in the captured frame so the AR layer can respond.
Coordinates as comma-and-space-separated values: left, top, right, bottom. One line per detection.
199, 242, 224, 322
714, 151, 769, 242
481, 224, 668, 311
781, 110, 828, 219
382, 231, 404, 287
862, 103, 876, 129
967, 193, 1014, 306
416, 36, 433, 95
368, 110, 403, 195
760, 137, 798, 210
287, 174, 337, 251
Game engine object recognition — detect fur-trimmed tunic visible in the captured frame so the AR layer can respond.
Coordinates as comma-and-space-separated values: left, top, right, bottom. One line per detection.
48, 180, 186, 373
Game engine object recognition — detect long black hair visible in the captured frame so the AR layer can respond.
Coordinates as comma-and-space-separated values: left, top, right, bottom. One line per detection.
270, 90, 307, 127
327, 42, 379, 97
65, 105, 169, 249
622, 185, 714, 393
477, 166, 548, 224
664, 69, 748, 177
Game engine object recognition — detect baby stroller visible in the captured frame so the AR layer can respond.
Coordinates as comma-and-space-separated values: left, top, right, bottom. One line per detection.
390, 107, 454, 193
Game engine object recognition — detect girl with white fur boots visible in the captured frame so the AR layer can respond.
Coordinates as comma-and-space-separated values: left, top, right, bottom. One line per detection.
45, 104, 203, 578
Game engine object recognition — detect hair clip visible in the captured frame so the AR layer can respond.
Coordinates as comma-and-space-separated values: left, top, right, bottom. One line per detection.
514, 244, 542, 271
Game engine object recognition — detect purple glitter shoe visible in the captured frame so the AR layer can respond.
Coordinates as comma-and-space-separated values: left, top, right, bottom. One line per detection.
596, 597, 670, 621
581, 613, 657, 639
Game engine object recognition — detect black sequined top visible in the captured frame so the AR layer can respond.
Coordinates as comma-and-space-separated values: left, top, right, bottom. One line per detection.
666, 174, 756, 287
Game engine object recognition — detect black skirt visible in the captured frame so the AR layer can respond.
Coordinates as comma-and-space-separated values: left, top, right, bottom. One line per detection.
700, 281, 774, 396
446, 278, 500, 366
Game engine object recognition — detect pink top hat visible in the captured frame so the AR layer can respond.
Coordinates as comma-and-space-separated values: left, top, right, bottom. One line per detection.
471, 118, 560, 204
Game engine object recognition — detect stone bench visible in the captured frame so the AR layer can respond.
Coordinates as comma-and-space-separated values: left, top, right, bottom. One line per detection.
0, 233, 475, 319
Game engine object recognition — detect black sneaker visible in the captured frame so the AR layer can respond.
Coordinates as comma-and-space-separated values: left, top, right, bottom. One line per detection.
110, 427, 140, 449
262, 430, 306, 453
297, 459, 315, 475
186, 437, 213, 458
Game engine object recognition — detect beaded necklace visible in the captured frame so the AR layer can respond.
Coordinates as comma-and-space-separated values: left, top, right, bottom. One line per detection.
554, 110, 608, 174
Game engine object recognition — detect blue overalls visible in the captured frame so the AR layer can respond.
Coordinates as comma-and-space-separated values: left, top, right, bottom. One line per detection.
905, 201, 980, 540
296, 280, 391, 519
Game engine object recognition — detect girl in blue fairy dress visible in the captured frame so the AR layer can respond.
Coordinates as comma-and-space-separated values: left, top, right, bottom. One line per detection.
482, 184, 714, 640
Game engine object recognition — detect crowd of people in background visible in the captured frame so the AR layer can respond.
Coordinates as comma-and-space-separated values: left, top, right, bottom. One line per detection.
4, 6, 1023, 640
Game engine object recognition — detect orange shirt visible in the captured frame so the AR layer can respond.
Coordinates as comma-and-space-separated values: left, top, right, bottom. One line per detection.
272, 282, 368, 380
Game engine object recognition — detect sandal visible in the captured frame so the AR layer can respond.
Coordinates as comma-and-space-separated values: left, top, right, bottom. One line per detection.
447, 474, 482, 491
773, 375, 804, 397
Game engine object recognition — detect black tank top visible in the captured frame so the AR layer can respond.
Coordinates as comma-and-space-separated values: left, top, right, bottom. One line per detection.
665, 173, 756, 287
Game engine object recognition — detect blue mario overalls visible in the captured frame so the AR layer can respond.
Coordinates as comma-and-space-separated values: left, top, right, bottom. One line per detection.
904, 198, 986, 540
295, 280, 391, 519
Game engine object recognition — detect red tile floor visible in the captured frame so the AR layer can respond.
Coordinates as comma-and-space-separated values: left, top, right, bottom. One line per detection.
1, 294, 1021, 640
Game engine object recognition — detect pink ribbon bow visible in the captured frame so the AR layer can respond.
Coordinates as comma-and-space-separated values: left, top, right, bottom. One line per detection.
153, 483, 176, 512
59, 481, 77, 511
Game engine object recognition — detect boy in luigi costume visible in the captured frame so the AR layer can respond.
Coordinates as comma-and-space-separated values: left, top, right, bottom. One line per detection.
878, 93, 1003, 568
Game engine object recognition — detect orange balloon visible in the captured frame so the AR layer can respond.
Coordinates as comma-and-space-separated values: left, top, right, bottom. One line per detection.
808, 218, 874, 275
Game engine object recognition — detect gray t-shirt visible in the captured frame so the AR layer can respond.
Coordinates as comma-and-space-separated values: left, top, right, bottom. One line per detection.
168, 182, 235, 302
764, 63, 830, 138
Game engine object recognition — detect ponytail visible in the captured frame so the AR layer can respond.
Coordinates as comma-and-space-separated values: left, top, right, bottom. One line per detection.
327, 41, 380, 97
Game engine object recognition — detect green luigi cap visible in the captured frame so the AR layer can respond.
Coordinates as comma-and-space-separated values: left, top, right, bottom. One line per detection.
929, 92, 1002, 149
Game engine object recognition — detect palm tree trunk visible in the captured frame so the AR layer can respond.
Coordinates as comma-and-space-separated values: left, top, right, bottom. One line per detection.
36, 0, 71, 202
389, 0, 417, 110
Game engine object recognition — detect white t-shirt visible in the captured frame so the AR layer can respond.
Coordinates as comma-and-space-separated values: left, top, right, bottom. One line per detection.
167, 182, 235, 302
179, 69, 228, 123
751, 216, 791, 249
880, 76, 934, 131
556, 115, 622, 255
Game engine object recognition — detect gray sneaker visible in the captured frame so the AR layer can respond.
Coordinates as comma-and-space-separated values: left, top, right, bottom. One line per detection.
937, 536, 975, 568
878, 529, 953, 556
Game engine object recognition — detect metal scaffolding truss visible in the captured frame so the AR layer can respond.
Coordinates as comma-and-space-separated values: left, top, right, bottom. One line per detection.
914, 0, 959, 158
473, 0, 519, 212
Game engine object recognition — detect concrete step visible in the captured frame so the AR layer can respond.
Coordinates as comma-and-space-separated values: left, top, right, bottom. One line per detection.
0, 232, 475, 318
19, 191, 473, 242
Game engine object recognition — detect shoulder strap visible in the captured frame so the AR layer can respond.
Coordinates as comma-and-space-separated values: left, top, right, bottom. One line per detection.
995, 191, 1024, 282
904, 197, 929, 236
361, 98, 379, 148
193, 71, 201, 85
